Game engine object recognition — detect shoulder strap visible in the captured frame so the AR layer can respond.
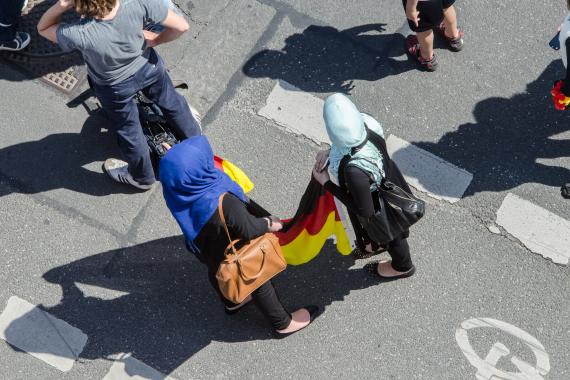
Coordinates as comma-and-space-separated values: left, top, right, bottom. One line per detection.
218, 193, 238, 255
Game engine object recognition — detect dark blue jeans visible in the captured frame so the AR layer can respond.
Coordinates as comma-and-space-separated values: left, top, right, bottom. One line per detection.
91, 48, 201, 185
0, 0, 26, 43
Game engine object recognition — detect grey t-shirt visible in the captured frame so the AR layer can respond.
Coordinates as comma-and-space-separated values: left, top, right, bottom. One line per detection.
56, 0, 168, 86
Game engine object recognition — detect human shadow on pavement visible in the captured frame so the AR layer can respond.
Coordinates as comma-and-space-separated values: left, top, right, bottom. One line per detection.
243, 24, 412, 94
3, 237, 376, 375
0, 99, 139, 198
410, 60, 570, 196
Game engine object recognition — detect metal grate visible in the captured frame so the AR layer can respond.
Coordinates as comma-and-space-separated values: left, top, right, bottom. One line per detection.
19, 0, 83, 57
1, 51, 87, 95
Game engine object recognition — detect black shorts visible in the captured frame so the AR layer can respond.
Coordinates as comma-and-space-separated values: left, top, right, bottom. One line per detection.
402, 0, 456, 33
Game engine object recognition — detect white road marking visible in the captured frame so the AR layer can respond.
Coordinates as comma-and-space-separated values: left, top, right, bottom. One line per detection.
456, 318, 550, 380
496, 193, 570, 265
259, 80, 331, 145
0, 296, 87, 372
259, 84, 473, 203
102, 353, 177, 380
386, 135, 473, 203
75, 283, 129, 301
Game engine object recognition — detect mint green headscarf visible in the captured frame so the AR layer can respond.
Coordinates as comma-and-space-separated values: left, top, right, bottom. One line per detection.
324, 94, 385, 189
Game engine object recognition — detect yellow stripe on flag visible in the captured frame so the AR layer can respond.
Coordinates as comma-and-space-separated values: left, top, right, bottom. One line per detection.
222, 160, 254, 194
281, 212, 352, 265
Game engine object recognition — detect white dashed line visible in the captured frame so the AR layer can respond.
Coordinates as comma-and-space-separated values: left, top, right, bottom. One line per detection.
259, 80, 330, 145
102, 353, 177, 380
496, 193, 570, 265
386, 135, 473, 203
0, 296, 87, 372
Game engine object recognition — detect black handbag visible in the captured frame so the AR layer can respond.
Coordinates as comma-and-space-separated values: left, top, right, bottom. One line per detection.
346, 128, 425, 244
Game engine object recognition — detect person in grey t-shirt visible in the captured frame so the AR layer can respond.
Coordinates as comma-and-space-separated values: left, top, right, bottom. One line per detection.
38, 0, 202, 190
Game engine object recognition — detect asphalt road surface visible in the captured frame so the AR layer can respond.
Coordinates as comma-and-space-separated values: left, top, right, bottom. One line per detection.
0, 0, 569, 379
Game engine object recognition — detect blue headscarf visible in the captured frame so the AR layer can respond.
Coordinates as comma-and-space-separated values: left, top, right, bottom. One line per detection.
324, 94, 385, 188
159, 136, 246, 251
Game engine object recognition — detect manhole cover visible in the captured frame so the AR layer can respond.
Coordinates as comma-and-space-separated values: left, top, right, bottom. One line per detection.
0, 0, 88, 95
1, 50, 87, 95
19, 0, 83, 57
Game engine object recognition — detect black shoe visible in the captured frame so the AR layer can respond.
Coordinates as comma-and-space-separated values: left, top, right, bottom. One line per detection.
352, 247, 387, 260
274, 306, 320, 339
364, 262, 416, 282
0, 32, 30, 52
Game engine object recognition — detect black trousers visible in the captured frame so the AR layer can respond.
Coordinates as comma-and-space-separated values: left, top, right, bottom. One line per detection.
348, 211, 414, 272
201, 252, 292, 331
386, 238, 413, 272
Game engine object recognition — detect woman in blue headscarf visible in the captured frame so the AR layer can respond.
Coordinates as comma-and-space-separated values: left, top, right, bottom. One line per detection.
159, 136, 318, 338
312, 94, 416, 282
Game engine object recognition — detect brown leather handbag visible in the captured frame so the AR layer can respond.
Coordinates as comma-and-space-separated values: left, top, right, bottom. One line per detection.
215, 193, 287, 304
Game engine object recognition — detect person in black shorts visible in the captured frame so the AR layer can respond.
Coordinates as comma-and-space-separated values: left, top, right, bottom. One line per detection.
403, 0, 464, 71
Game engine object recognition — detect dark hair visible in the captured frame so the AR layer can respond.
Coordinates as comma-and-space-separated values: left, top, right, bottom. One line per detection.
74, 0, 117, 18
568, 0, 570, 10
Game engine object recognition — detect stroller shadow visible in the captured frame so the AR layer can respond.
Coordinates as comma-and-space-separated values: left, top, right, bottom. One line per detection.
243, 23, 413, 94
409, 60, 570, 196
3, 237, 376, 375
0, 97, 137, 198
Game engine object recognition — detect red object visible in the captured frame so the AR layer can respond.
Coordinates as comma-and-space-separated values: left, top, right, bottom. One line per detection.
274, 190, 341, 246
551, 80, 570, 110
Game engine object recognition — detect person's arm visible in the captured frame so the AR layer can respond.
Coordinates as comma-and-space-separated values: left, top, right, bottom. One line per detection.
143, 9, 189, 49
223, 195, 282, 241
37, 0, 74, 43
561, 38, 570, 96
405, 0, 420, 28
312, 163, 375, 217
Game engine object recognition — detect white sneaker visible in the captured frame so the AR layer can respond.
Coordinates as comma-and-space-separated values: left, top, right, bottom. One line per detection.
103, 159, 154, 190
189, 104, 202, 133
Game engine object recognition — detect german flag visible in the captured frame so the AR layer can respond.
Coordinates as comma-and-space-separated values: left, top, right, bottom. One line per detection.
246, 177, 352, 265
214, 156, 254, 194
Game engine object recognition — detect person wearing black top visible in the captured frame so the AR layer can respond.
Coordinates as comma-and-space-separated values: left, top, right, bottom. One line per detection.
312, 94, 416, 281
159, 137, 318, 338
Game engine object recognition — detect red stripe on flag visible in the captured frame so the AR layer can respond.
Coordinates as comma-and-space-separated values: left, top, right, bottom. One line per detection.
274, 191, 341, 246
214, 155, 224, 171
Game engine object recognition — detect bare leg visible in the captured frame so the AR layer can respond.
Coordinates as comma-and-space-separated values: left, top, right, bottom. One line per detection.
416, 30, 434, 60
443, 6, 459, 38
276, 309, 310, 333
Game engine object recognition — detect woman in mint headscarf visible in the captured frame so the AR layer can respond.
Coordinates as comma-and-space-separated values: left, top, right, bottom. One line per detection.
312, 94, 416, 281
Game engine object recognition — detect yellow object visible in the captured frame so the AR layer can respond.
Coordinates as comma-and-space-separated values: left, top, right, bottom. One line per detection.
222, 160, 254, 194
281, 212, 352, 266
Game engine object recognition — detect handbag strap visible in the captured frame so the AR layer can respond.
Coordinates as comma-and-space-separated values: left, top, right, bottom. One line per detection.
219, 193, 269, 280
218, 193, 238, 257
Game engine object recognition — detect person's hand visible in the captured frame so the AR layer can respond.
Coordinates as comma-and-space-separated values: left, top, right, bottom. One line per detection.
312, 162, 330, 185
143, 30, 159, 51
315, 149, 331, 173
405, 4, 420, 28
59, 0, 74, 11
559, 23, 564, 32
161, 142, 172, 152
267, 216, 283, 232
